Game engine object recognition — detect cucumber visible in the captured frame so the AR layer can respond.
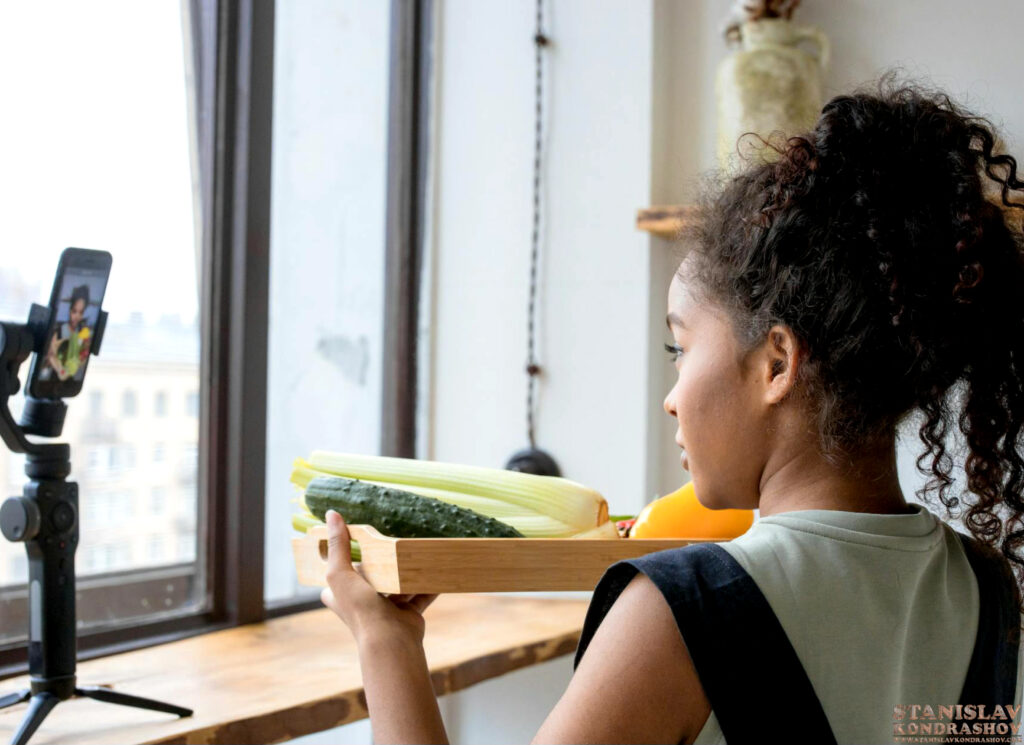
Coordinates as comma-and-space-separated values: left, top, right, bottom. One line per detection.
304, 476, 524, 538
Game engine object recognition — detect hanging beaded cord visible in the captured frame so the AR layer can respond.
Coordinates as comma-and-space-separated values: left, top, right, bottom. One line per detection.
526, 0, 548, 450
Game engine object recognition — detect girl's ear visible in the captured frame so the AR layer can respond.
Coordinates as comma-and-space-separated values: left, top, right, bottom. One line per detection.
761, 325, 802, 405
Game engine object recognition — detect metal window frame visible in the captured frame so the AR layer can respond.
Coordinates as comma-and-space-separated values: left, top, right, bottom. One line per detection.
382, 0, 433, 460
0, 0, 430, 677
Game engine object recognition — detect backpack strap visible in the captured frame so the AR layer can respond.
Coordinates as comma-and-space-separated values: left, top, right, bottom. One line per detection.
955, 531, 1021, 712
574, 543, 837, 745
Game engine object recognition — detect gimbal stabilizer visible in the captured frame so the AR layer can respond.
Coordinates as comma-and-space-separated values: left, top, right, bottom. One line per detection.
0, 303, 191, 745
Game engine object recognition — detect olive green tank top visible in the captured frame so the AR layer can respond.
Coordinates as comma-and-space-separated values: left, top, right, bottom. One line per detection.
690, 503, 1024, 744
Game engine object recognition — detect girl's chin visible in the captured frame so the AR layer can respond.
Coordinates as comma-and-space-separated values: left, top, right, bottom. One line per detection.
680, 452, 689, 471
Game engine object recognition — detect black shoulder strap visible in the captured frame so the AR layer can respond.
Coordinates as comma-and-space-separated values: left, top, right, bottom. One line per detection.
574, 543, 837, 745
955, 531, 1021, 711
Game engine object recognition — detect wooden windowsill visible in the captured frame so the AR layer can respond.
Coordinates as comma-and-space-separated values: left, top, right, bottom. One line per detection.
0, 594, 589, 744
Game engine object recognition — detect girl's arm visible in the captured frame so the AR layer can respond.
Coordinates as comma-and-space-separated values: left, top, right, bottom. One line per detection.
356, 627, 448, 744
320, 510, 447, 745
322, 508, 708, 744
531, 572, 711, 745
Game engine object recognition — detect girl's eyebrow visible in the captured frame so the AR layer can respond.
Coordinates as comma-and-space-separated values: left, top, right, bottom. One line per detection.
666, 313, 687, 330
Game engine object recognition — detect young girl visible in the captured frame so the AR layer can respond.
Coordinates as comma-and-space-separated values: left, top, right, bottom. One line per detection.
42, 284, 90, 381
319, 77, 1024, 744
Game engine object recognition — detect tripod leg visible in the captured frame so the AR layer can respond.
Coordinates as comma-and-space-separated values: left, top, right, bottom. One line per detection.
75, 686, 192, 718
9, 692, 58, 745
0, 691, 29, 711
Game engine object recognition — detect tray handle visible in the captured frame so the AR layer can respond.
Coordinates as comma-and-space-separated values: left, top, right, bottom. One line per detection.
293, 524, 397, 587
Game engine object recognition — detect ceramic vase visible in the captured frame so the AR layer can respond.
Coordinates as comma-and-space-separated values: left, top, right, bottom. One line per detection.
716, 18, 829, 171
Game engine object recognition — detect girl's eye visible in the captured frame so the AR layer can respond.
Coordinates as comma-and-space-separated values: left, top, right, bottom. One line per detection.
664, 342, 684, 362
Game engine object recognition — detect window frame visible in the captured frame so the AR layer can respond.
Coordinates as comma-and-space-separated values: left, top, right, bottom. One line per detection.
0, 0, 430, 678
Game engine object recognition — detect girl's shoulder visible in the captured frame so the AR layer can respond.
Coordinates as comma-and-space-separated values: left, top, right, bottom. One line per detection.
550, 570, 706, 744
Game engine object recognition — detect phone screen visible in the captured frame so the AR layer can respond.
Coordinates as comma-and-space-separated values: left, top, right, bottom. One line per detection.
28, 248, 112, 399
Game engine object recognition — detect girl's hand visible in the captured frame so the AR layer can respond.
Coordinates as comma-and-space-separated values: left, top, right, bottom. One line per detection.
320, 510, 438, 645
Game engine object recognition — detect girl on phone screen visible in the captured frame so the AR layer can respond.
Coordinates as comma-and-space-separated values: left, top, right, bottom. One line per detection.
43, 284, 90, 382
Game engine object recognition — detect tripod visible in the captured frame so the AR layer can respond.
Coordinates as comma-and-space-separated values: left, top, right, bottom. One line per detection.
0, 305, 191, 745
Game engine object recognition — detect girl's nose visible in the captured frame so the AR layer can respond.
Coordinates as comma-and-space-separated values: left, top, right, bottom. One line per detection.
663, 390, 676, 417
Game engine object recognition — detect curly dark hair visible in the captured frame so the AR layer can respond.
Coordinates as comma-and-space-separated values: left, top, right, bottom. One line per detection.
679, 72, 1024, 613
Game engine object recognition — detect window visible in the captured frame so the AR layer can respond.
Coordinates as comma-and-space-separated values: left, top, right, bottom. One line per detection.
177, 534, 194, 563
153, 442, 166, 463
122, 390, 137, 418
0, 0, 425, 674
179, 446, 198, 489
4, 453, 21, 493
83, 493, 106, 526
108, 445, 136, 472
148, 534, 166, 563
0, 1, 204, 654
8, 554, 26, 584
155, 391, 167, 417
151, 486, 167, 516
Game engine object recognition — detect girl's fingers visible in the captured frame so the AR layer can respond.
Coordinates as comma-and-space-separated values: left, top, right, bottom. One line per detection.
320, 586, 338, 613
325, 510, 353, 572
409, 594, 439, 614
382, 593, 437, 612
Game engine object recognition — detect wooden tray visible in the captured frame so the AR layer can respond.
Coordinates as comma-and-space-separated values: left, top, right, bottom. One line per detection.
292, 524, 709, 593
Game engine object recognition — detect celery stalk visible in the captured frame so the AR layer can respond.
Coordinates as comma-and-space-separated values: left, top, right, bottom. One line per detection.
306, 451, 608, 531
291, 458, 580, 537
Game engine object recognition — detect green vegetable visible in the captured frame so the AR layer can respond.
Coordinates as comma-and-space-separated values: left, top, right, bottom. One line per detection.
305, 450, 607, 533
293, 452, 609, 537
303, 476, 524, 538
291, 512, 361, 561
291, 511, 322, 533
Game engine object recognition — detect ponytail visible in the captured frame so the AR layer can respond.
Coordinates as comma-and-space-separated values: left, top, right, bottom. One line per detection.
682, 72, 1024, 610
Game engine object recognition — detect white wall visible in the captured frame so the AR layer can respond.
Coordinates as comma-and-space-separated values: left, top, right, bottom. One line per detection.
427, 0, 659, 512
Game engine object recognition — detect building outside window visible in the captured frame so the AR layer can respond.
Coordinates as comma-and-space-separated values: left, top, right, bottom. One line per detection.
122, 390, 136, 417
151, 486, 166, 516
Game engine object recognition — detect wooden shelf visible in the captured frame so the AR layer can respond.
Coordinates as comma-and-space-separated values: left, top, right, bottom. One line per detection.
636, 205, 697, 239
0, 594, 589, 745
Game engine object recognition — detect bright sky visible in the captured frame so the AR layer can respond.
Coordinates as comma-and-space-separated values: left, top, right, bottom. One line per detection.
0, 1, 199, 323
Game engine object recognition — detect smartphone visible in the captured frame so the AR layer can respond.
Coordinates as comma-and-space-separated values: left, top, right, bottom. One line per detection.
27, 248, 113, 399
